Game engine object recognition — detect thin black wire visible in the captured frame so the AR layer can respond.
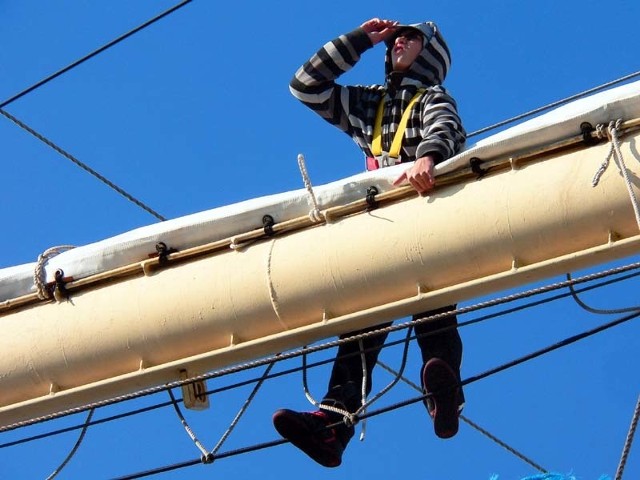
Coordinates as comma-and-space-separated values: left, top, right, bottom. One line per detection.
45, 408, 95, 480
568, 272, 640, 314
3, 262, 640, 439
0, 1, 193, 109
467, 70, 640, 138
0, 2, 196, 220
112, 439, 288, 479
0, 108, 166, 221
375, 361, 548, 473
111, 310, 640, 480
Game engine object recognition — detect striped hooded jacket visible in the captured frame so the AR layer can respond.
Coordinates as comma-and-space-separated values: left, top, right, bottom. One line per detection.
290, 22, 466, 168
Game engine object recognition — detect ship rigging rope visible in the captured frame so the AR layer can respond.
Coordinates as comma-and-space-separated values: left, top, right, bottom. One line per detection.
615, 395, 640, 480
592, 119, 640, 231
0, 108, 166, 221
310, 257, 640, 474
302, 327, 413, 441
375, 360, 548, 474
1, 5, 634, 473
0, 1, 193, 110
211, 362, 275, 457
0, 2, 196, 221
111, 310, 640, 480
302, 326, 413, 441
568, 273, 640, 315
45, 408, 94, 480
167, 389, 210, 459
2, 260, 640, 436
467, 69, 640, 138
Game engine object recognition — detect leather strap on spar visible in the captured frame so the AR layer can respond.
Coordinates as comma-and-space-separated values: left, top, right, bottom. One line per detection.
367, 89, 426, 170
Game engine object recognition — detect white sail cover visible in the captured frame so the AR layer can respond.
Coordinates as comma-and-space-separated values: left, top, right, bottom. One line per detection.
2, 79, 640, 303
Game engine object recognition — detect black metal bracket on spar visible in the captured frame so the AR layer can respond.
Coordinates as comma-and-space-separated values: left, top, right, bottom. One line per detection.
366, 186, 380, 211
155, 242, 178, 265
262, 215, 276, 236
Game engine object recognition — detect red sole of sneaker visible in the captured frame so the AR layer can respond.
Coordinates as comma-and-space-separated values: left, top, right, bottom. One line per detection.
273, 411, 342, 468
423, 361, 459, 439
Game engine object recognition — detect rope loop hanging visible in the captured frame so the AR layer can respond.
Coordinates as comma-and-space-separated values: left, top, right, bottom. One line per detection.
297, 154, 325, 223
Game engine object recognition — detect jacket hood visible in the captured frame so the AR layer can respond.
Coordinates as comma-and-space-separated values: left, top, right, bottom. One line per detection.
384, 22, 451, 88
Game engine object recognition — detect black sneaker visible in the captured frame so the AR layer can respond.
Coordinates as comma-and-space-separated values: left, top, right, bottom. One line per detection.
272, 409, 354, 467
422, 358, 461, 439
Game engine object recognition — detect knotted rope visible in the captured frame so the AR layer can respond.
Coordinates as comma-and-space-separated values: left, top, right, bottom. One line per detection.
301, 326, 413, 440
591, 119, 640, 231
297, 154, 324, 223
34, 245, 75, 300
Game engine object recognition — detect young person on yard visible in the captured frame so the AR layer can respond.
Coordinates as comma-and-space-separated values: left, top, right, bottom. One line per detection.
273, 18, 467, 467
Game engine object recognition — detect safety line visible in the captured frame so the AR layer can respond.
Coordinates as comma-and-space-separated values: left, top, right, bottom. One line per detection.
0, 108, 166, 221
2, 261, 640, 435
467, 70, 640, 138
110, 311, 640, 480
0, 1, 193, 109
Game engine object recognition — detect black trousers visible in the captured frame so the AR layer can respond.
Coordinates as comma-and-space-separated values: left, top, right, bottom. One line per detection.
321, 304, 463, 413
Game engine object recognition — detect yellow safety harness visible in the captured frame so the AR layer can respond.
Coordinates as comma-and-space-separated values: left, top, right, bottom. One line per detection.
370, 88, 426, 168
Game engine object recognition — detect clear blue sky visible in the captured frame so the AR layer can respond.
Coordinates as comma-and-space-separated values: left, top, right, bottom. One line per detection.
1, 1, 639, 479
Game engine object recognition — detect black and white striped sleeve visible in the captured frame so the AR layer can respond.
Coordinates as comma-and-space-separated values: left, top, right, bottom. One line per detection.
289, 28, 373, 135
416, 86, 466, 161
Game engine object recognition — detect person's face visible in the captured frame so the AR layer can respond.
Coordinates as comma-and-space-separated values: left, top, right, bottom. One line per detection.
390, 30, 423, 72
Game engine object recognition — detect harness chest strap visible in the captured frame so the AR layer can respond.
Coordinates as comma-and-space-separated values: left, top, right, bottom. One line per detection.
370, 88, 426, 169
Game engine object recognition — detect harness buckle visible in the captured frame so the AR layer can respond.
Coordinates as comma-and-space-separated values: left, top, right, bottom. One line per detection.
376, 152, 400, 168
366, 153, 401, 171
